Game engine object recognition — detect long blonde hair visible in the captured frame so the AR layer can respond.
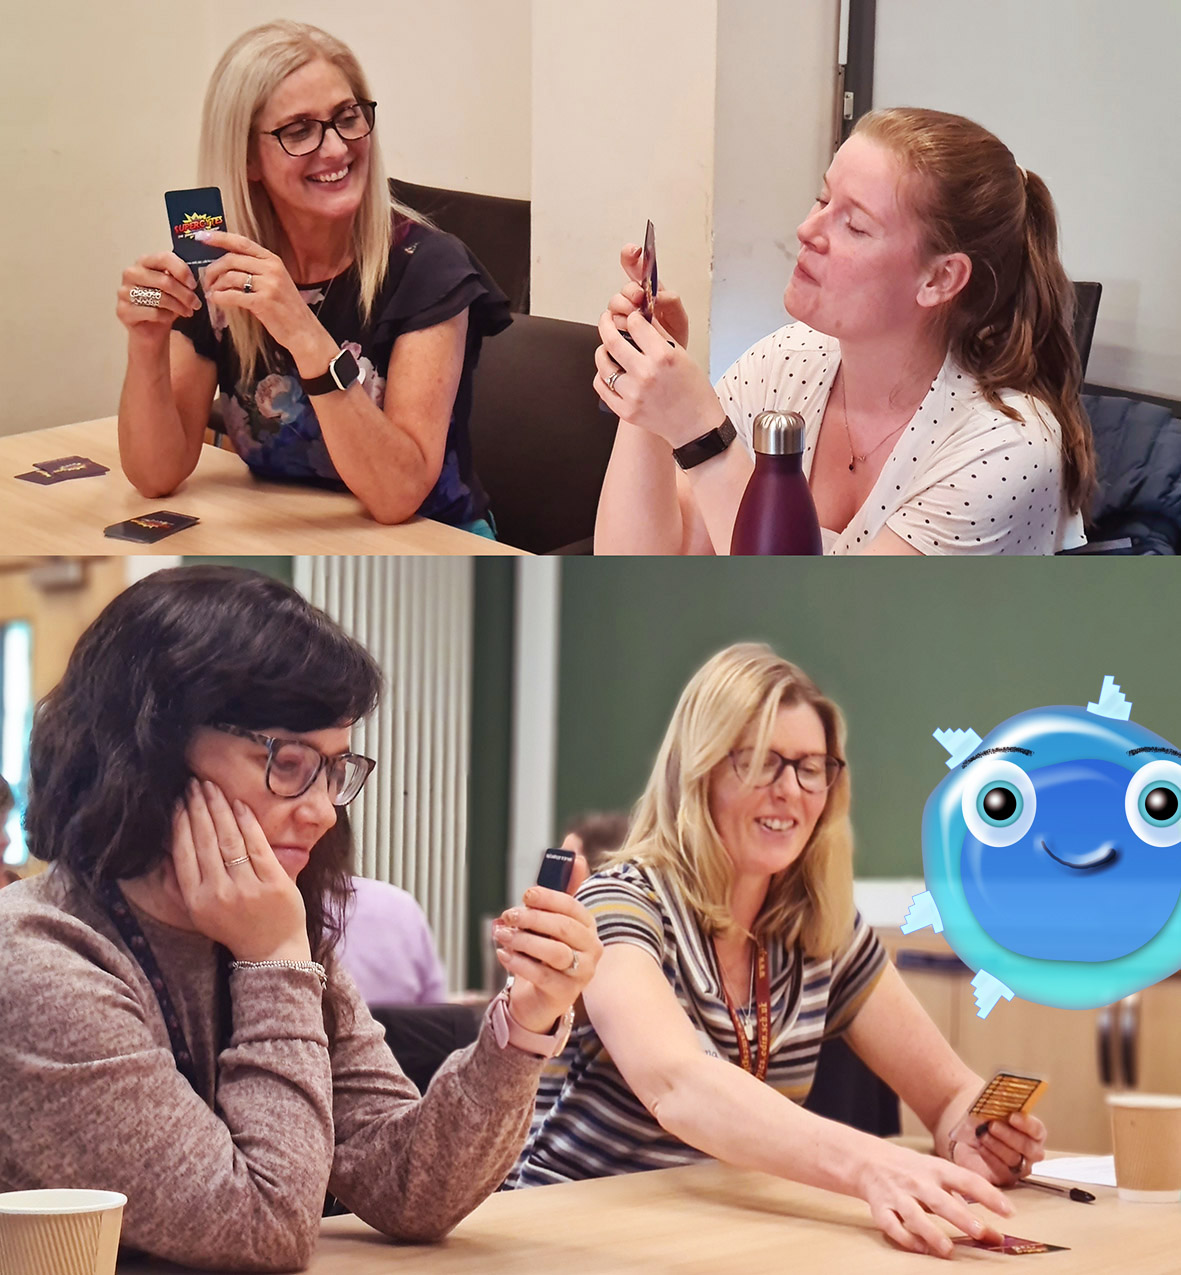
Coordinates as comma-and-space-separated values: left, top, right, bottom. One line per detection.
612, 643, 854, 957
853, 107, 1095, 516
198, 21, 417, 381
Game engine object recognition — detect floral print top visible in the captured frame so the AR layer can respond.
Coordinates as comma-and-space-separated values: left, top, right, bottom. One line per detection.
175, 217, 511, 526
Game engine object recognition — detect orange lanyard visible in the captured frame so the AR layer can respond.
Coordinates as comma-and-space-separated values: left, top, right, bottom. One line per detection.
715, 940, 771, 1082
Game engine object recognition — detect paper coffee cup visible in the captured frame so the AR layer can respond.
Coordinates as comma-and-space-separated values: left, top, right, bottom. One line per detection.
0, 1189, 126, 1275
1107, 1094, 1181, 1203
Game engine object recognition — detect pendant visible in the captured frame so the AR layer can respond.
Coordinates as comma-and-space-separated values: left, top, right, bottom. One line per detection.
848, 459, 856, 472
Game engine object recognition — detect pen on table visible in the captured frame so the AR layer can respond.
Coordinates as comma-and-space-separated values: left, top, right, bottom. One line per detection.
1019, 1177, 1096, 1204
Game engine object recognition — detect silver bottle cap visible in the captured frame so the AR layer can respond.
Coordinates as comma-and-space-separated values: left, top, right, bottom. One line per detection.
751, 411, 805, 456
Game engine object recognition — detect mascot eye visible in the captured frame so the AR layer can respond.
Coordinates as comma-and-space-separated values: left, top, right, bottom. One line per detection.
979, 783, 1022, 825
1126, 760, 1181, 847
962, 759, 1036, 846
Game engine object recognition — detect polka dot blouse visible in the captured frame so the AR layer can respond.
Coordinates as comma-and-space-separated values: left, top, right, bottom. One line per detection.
715, 323, 1086, 556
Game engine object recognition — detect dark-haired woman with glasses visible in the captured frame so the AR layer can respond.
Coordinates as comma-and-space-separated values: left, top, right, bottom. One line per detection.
116, 20, 509, 533
507, 643, 1046, 1261
0, 566, 600, 1271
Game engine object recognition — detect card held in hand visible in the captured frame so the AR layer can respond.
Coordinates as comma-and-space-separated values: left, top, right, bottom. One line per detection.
969, 1072, 1048, 1122
639, 220, 658, 322
165, 187, 228, 267
103, 511, 200, 543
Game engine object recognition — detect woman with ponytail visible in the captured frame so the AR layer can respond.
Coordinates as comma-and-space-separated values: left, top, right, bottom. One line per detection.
594, 108, 1092, 556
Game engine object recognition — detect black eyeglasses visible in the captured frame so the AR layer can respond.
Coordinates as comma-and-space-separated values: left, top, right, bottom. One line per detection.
729, 748, 845, 794
214, 724, 375, 806
262, 100, 377, 157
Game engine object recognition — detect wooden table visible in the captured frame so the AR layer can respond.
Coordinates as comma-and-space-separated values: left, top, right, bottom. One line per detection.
0, 420, 523, 555
122, 1158, 1178, 1273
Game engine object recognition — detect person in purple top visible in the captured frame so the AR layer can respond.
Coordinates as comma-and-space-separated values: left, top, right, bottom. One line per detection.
336, 876, 448, 1005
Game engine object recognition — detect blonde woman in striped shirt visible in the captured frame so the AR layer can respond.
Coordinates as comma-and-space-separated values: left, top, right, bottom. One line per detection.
505, 643, 1046, 1261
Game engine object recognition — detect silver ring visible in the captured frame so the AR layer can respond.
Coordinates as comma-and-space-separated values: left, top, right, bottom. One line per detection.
223, 855, 251, 868
129, 286, 162, 308
1011, 1154, 1027, 1176
242, 274, 254, 294
605, 368, 624, 392
566, 951, 580, 975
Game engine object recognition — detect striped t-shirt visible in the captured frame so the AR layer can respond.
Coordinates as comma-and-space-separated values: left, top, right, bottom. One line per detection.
505, 860, 887, 1187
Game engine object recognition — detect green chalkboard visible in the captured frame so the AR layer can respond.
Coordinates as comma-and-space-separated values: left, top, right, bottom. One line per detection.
182, 556, 293, 585
556, 557, 1181, 878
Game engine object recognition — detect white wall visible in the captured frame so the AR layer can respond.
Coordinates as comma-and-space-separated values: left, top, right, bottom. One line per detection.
0, 1, 213, 436
710, 0, 840, 379
212, 2, 532, 199
531, 0, 841, 381
1, 1, 532, 437
875, 0, 1181, 401
530, 0, 720, 366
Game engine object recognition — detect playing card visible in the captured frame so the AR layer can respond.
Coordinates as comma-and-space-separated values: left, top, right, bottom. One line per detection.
34, 455, 109, 479
969, 1072, 1048, 1122
15, 469, 64, 484
103, 511, 200, 543
639, 220, 657, 321
953, 1234, 1069, 1255
165, 187, 228, 267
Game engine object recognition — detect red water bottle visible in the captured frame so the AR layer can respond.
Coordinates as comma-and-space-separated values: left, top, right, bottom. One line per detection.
730, 411, 822, 555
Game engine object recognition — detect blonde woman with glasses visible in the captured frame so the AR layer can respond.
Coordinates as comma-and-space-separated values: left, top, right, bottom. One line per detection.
115, 21, 508, 533
504, 643, 1046, 1260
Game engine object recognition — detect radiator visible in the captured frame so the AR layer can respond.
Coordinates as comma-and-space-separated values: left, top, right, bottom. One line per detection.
294, 556, 474, 991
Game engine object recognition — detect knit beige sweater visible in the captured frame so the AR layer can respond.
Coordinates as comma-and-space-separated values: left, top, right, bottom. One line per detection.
0, 869, 543, 1272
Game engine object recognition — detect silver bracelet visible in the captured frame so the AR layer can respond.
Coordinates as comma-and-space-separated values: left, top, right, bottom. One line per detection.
229, 958, 327, 990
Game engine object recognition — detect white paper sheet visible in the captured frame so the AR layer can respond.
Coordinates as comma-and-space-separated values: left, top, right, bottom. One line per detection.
1031, 1156, 1117, 1187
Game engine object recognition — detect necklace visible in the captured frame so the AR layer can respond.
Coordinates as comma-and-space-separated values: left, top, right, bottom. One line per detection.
736, 954, 757, 1039
720, 940, 757, 1039
840, 372, 911, 472
713, 936, 771, 1079
302, 271, 336, 324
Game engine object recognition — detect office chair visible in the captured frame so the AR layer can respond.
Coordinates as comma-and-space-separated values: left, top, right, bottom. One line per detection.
469, 312, 617, 555
1072, 281, 1102, 378
803, 1035, 902, 1137
391, 178, 531, 314
368, 1002, 483, 1095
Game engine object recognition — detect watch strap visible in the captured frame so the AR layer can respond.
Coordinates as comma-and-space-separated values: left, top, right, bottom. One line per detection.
488, 989, 573, 1058
672, 416, 737, 471
299, 348, 363, 395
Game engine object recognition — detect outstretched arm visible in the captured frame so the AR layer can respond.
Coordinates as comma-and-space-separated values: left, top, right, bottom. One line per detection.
584, 943, 1015, 1259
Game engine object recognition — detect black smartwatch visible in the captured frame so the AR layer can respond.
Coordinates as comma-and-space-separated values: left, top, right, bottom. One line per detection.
299, 348, 364, 395
672, 416, 737, 471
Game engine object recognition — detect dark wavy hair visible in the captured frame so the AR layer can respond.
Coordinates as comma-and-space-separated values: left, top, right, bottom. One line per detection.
26, 565, 382, 977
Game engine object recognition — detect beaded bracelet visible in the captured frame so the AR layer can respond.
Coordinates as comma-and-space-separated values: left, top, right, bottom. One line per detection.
229, 958, 328, 991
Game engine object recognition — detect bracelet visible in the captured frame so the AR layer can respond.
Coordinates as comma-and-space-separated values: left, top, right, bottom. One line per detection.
671, 416, 737, 471
229, 958, 328, 990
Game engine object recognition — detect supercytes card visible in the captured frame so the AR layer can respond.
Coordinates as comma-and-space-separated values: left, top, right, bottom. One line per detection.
165, 187, 228, 267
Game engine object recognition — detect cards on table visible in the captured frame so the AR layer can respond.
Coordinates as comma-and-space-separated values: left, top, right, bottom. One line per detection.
15, 455, 109, 484
165, 187, 227, 267
103, 511, 200, 543
953, 1234, 1069, 1255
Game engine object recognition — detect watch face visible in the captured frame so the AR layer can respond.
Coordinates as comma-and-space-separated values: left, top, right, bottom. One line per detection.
330, 348, 361, 391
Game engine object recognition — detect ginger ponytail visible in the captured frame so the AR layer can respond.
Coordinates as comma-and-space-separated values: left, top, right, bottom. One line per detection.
956, 171, 1094, 515
854, 109, 1096, 517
